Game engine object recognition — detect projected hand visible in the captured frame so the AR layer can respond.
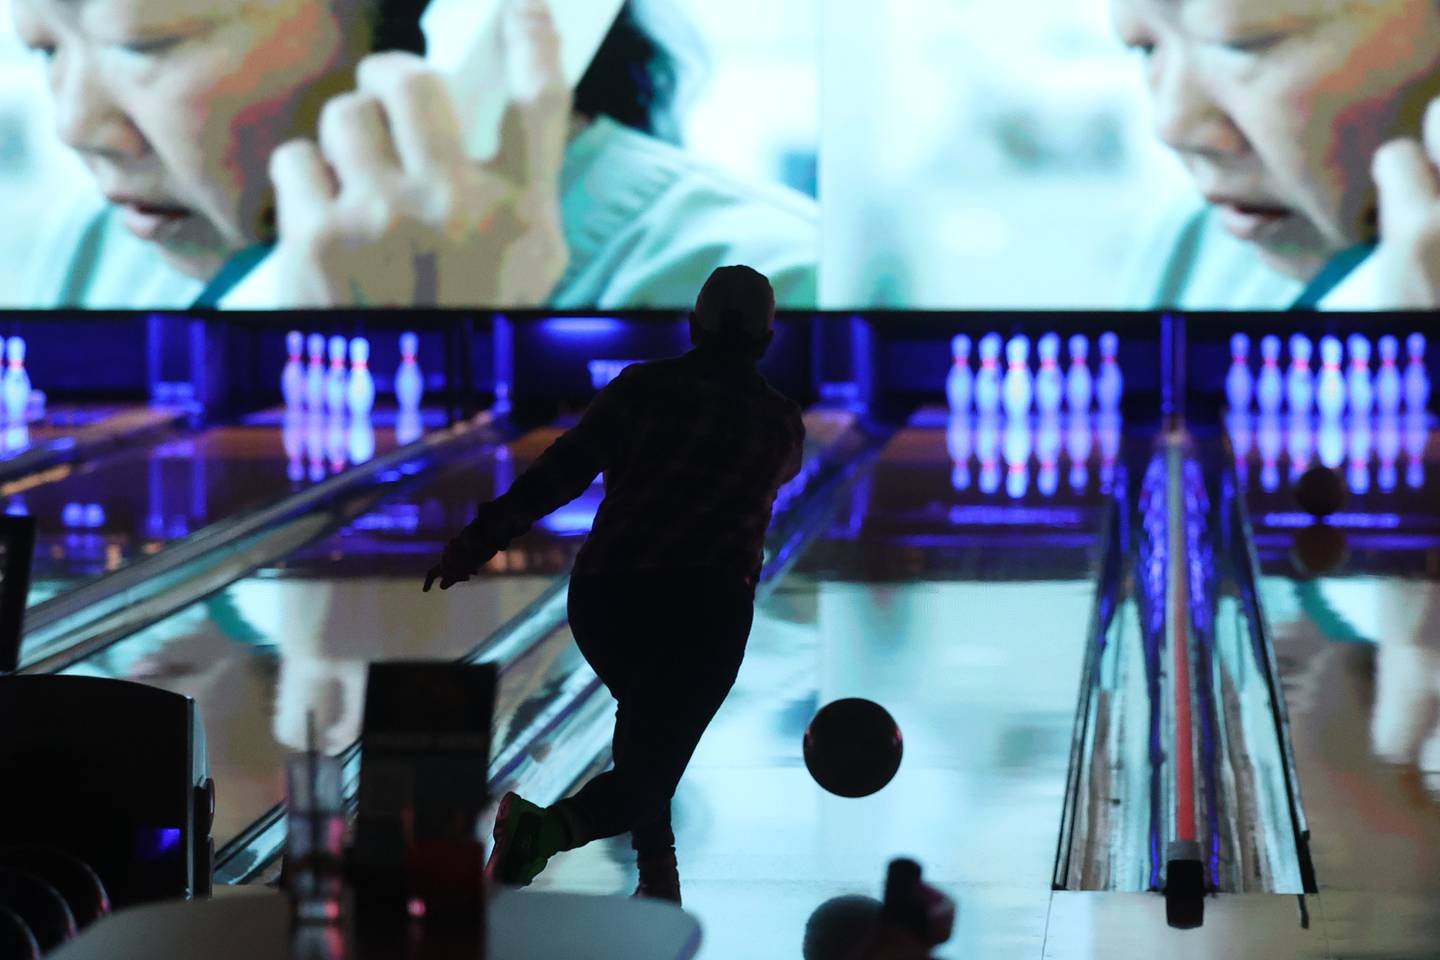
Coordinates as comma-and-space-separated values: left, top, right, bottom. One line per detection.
266, 0, 570, 307
423, 536, 481, 592
1367, 97, 1440, 308
1370, 586, 1440, 799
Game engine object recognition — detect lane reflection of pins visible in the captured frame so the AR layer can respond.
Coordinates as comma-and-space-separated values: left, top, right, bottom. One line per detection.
1286, 412, 1314, 485
3, 420, 27, 454
1097, 410, 1121, 494
305, 409, 326, 482
1036, 415, 1061, 497
1227, 410, 1253, 490
1404, 410, 1427, 490
326, 409, 347, 473
1376, 413, 1401, 493
1347, 415, 1372, 496
282, 408, 305, 483
1066, 411, 1092, 493
1003, 415, 1032, 499
946, 413, 972, 492
348, 412, 376, 466
1317, 416, 1344, 470
1258, 413, 1283, 493
976, 413, 1001, 495
396, 407, 424, 446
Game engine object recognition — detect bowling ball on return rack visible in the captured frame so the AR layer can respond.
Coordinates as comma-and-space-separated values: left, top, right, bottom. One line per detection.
803, 698, 904, 798
1293, 465, 1347, 519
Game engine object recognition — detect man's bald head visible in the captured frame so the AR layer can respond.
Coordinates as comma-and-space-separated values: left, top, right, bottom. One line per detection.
693, 266, 776, 342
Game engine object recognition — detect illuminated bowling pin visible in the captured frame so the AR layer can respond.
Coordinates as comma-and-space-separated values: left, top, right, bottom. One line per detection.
1227, 410, 1252, 490
1002, 336, 1033, 418
1376, 413, 1400, 492
1346, 334, 1373, 417
1316, 335, 1346, 420
396, 406, 424, 446
1317, 416, 1344, 469
325, 335, 348, 414
1096, 332, 1123, 412
1287, 411, 1313, 484
282, 331, 305, 409
347, 337, 375, 416
976, 414, 1001, 495
326, 408, 347, 473
348, 411, 376, 466
1404, 410, 1427, 490
1404, 333, 1430, 412
1347, 415, 1371, 495
395, 331, 424, 411
1036, 415, 1062, 497
947, 414, 972, 491
1097, 410, 1121, 493
1066, 411, 1092, 493
282, 408, 305, 483
305, 333, 326, 411
1256, 335, 1283, 414
1257, 413, 1283, 493
1066, 334, 1092, 414
1225, 333, 1253, 413
1376, 335, 1402, 413
304, 409, 326, 482
1035, 333, 1063, 416
1286, 334, 1314, 416
2, 337, 29, 422
946, 334, 973, 413
974, 334, 1002, 416
1003, 416, 1032, 499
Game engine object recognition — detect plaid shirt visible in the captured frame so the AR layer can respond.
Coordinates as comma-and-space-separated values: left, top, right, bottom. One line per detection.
470, 345, 806, 584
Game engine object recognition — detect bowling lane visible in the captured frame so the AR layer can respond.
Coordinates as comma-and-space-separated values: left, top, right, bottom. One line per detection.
13, 407, 438, 609
533, 408, 1123, 960
1232, 411, 1440, 954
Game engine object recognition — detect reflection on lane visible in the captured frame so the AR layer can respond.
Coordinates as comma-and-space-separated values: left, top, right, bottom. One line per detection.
16, 408, 433, 606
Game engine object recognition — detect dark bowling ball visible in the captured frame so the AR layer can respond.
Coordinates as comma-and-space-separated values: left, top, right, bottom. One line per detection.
803, 895, 881, 960
0, 867, 75, 952
0, 905, 39, 960
803, 698, 903, 798
1294, 465, 1347, 518
0, 847, 109, 929
1291, 525, 1349, 577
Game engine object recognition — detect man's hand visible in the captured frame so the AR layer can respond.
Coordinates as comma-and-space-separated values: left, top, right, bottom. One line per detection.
1366, 96, 1440, 308
264, 0, 571, 307
423, 535, 483, 592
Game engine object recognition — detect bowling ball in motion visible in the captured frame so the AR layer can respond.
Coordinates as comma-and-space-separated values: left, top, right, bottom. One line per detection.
0, 847, 109, 930
803, 698, 903, 798
1291, 525, 1349, 578
0, 905, 39, 960
1293, 465, 1347, 519
0, 867, 75, 952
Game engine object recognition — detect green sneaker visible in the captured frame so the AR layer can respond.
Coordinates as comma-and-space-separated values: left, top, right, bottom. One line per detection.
486, 792, 554, 887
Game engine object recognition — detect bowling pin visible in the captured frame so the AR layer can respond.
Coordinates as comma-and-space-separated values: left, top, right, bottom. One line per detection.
1003, 416, 1032, 499
1097, 410, 1121, 494
946, 334, 973, 413
946, 413, 972, 492
2, 337, 30, 422
282, 408, 305, 484
395, 331, 424, 411
1035, 333, 1063, 416
1065, 334, 1092, 414
325, 335, 348, 414
1256, 335, 1283, 415
1376, 335, 1402, 413
1404, 410, 1427, 490
1225, 333, 1253, 413
1036, 415, 1061, 497
1096, 332, 1123, 412
282, 330, 305, 409
1257, 413, 1283, 493
976, 413, 1001, 495
348, 412, 377, 466
1316, 335, 1346, 420
1317, 416, 1344, 469
1002, 335, 1033, 419
1347, 415, 1371, 496
305, 333, 327, 411
1286, 334, 1314, 416
1404, 332, 1430, 412
347, 337, 375, 416
1376, 413, 1400, 492
396, 406, 424, 446
974, 333, 1003, 415
1066, 410, 1092, 493
326, 409, 347, 473
1346, 334, 1373, 418
304, 409, 326, 482
1227, 410, 1253, 490
1287, 411, 1313, 484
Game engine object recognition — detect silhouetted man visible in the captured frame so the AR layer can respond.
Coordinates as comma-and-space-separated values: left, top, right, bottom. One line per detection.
424, 265, 805, 903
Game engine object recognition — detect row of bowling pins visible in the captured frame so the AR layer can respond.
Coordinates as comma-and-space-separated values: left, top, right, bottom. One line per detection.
0, 336, 33, 421
1229, 410, 1429, 496
281, 407, 425, 484
947, 332, 1124, 417
1226, 332, 1430, 417
946, 411, 1122, 500
282, 331, 425, 416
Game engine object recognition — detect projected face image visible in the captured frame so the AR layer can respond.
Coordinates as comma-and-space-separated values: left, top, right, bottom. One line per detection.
1113, 0, 1440, 281
9, 0, 369, 280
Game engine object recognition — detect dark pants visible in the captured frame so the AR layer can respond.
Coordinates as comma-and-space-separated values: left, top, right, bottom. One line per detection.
560, 568, 755, 858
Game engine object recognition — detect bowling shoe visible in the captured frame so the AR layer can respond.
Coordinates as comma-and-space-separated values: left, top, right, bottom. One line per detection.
486, 792, 569, 887
632, 850, 681, 905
